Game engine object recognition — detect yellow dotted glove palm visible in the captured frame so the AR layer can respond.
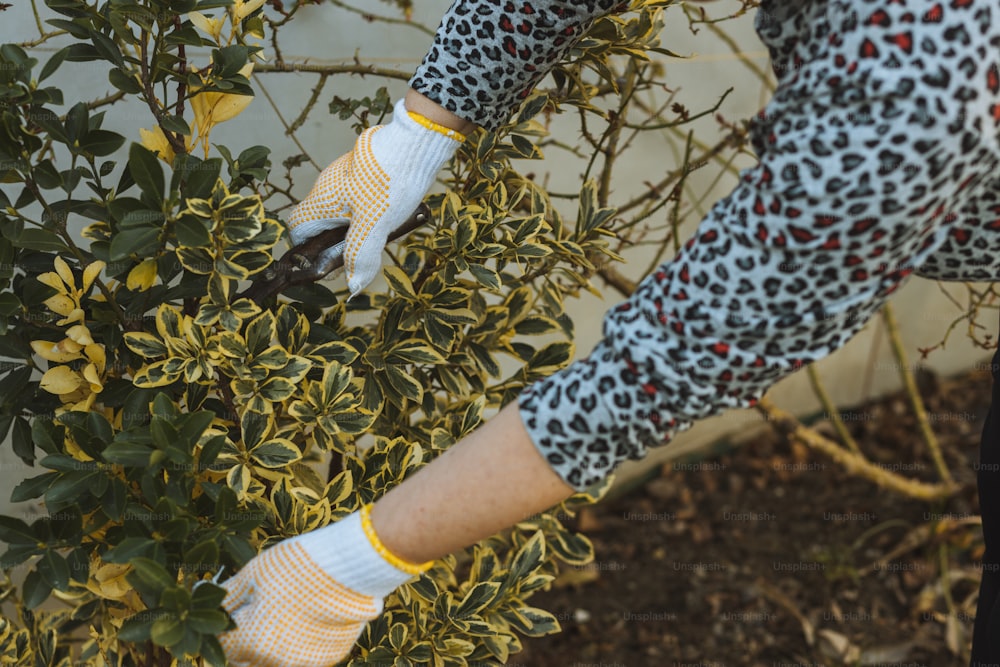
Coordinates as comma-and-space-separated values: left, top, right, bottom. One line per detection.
219, 506, 430, 667
287, 98, 464, 296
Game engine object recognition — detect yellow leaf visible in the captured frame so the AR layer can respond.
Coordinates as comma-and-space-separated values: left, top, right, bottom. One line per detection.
43, 294, 77, 317
82, 260, 105, 291
188, 10, 226, 42
82, 363, 103, 393
87, 563, 133, 601
139, 126, 176, 165
126, 258, 158, 292
31, 339, 83, 363
56, 308, 86, 326
232, 0, 264, 21
53, 256, 74, 289
40, 366, 82, 395
192, 91, 253, 136
36, 271, 66, 292
84, 343, 106, 371
66, 324, 94, 346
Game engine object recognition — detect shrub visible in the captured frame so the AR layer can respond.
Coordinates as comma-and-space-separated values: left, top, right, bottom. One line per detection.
0, 0, 753, 664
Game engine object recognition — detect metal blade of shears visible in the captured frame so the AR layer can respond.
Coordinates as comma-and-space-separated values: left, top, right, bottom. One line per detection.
239, 203, 431, 305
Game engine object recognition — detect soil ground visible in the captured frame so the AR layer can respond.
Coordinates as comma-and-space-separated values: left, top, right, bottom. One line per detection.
514, 362, 993, 667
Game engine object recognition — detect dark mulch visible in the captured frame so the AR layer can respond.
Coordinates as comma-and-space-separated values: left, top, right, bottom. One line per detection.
515, 362, 993, 667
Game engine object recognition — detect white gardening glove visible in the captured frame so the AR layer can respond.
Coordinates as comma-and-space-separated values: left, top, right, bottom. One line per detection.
287, 98, 464, 296
219, 506, 431, 667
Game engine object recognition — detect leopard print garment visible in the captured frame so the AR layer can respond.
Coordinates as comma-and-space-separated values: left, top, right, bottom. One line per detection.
409, 0, 620, 130
415, 0, 1000, 490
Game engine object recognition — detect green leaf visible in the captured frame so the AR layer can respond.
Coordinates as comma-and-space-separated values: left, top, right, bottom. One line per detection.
38, 46, 70, 82
160, 114, 191, 136
103, 441, 153, 467
118, 610, 160, 642
37, 550, 70, 590
128, 143, 165, 202
22, 569, 52, 609
212, 45, 250, 78
45, 471, 97, 505
10, 473, 57, 503
129, 557, 174, 594
151, 614, 184, 647
0, 516, 36, 544
183, 540, 219, 568
191, 580, 227, 609
199, 635, 229, 667
186, 609, 229, 634
81, 129, 125, 156
11, 415, 33, 465
104, 537, 157, 563
64, 102, 89, 144
89, 28, 124, 67
110, 226, 160, 261
14, 228, 68, 252
108, 67, 143, 94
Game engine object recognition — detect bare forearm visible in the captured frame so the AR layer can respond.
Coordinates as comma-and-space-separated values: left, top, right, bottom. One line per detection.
370, 401, 574, 564
405, 88, 477, 137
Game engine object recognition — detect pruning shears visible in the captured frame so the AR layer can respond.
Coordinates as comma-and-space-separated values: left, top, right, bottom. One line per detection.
239, 203, 431, 304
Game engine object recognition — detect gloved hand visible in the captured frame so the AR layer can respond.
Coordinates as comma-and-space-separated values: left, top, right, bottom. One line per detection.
219, 506, 431, 667
287, 98, 465, 296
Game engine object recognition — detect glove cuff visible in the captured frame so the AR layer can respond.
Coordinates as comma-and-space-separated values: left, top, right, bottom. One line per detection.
382, 98, 463, 175
295, 506, 432, 599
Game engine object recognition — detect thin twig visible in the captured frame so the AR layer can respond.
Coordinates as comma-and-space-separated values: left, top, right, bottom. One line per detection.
881, 303, 954, 486
327, 0, 435, 37
251, 73, 321, 171
253, 62, 412, 79
807, 364, 862, 455
288, 72, 329, 135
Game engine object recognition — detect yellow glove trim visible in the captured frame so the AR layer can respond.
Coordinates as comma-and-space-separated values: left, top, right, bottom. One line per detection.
359, 504, 433, 575
407, 111, 467, 143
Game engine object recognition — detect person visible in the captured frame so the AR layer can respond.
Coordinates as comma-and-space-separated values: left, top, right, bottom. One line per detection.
216, 1, 1000, 665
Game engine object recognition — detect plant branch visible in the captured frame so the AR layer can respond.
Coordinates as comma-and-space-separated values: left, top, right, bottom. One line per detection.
757, 397, 958, 502
253, 62, 412, 79
806, 364, 862, 455
881, 303, 954, 486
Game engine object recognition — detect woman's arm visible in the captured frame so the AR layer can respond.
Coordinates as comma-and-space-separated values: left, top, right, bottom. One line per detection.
409, 0, 623, 131
371, 401, 573, 564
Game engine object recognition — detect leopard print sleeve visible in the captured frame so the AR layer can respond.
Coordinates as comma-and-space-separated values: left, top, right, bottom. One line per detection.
408, 0, 621, 131
518, 0, 1000, 491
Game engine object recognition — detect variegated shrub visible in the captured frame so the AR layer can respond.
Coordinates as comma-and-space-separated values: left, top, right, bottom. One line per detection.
0, 0, 756, 665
